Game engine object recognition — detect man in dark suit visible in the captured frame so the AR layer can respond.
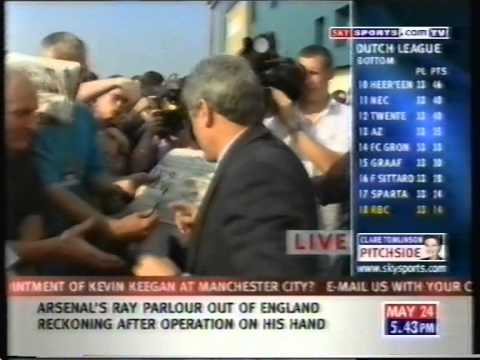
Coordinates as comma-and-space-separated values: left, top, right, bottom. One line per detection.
168, 55, 319, 277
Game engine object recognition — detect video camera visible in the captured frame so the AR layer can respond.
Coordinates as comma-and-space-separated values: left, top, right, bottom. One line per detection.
240, 32, 306, 105
145, 73, 187, 137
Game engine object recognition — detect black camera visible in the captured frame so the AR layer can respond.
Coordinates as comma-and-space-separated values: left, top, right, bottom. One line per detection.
240, 32, 306, 104
145, 74, 187, 137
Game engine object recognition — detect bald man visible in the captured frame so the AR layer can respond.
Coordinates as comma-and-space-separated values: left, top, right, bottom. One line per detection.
6, 68, 127, 274
5, 69, 38, 153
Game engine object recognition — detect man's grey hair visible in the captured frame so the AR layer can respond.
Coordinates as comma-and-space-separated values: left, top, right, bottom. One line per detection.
41, 31, 87, 61
181, 55, 265, 126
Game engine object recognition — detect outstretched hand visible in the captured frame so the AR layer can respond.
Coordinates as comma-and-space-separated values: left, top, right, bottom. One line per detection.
59, 219, 127, 272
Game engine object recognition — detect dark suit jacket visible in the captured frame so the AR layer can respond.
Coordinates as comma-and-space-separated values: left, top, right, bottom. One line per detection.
186, 125, 319, 277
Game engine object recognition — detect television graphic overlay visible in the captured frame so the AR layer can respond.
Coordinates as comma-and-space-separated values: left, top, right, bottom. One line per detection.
350, 4, 471, 279
383, 301, 439, 337
4, 0, 477, 357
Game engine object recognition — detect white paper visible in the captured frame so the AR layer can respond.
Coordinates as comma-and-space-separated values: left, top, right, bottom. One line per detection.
6, 52, 82, 124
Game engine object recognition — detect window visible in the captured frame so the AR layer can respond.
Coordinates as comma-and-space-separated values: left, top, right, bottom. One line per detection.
315, 17, 325, 45
335, 5, 350, 26
335, 5, 350, 47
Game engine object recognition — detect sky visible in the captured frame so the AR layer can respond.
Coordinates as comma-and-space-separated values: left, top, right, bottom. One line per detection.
5, 1, 210, 78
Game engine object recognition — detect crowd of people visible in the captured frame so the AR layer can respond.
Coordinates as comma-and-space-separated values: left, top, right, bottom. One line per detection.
6, 31, 351, 277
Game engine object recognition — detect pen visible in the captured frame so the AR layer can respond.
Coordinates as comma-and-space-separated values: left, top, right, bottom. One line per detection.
139, 203, 176, 226
140, 201, 161, 218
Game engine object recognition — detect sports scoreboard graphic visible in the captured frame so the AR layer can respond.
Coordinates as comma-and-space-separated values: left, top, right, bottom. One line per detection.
384, 302, 439, 336
351, 9, 471, 277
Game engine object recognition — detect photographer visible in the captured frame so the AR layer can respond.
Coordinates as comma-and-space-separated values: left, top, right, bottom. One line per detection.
266, 45, 351, 174
264, 44, 352, 230
139, 70, 164, 96
119, 75, 192, 174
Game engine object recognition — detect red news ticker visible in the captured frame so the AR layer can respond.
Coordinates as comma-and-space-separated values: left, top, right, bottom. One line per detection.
385, 303, 437, 320
7, 279, 473, 296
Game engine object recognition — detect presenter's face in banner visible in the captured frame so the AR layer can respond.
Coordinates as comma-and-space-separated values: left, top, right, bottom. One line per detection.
6, 73, 39, 153
423, 237, 442, 260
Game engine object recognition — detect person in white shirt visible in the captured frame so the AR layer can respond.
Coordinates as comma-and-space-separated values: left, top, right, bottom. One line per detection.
264, 44, 352, 231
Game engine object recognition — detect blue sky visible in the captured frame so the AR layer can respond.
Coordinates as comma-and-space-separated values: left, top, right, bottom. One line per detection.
6, 1, 210, 78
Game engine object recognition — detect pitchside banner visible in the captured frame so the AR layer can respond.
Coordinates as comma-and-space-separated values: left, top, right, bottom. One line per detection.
8, 278, 472, 357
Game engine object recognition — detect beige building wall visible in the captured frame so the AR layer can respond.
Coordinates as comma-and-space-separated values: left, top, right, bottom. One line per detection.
225, 1, 251, 55
329, 67, 351, 93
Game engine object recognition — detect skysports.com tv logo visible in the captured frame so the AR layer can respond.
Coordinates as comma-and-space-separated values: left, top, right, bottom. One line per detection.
329, 26, 450, 39
286, 230, 351, 255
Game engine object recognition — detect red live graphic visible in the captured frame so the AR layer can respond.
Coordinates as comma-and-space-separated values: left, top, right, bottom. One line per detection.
385, 303, 437, 320
288, 230, 350, 255
295, 233, 347, 250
